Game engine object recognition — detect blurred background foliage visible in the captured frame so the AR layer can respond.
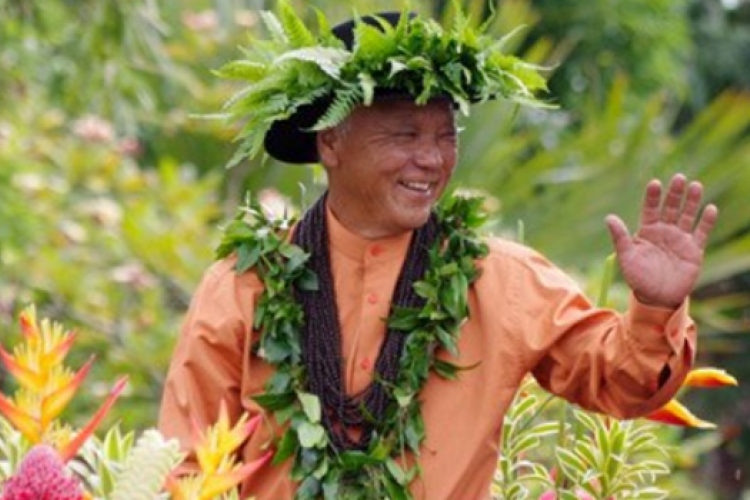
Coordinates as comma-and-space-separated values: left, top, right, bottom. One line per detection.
0, 0, 748, 498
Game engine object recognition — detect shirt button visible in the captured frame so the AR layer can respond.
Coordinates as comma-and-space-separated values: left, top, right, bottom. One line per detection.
369, 245, 384, 257
367, 293, 378, 305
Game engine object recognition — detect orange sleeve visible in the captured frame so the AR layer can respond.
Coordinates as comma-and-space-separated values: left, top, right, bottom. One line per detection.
503, 244, 695, 419
158, 258, 257, 469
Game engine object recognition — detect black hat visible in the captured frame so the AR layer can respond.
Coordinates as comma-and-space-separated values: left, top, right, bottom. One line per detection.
264, 12, 413, 164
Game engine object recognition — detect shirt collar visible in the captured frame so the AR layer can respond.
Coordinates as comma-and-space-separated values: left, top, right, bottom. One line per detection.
326, 203, 413, 262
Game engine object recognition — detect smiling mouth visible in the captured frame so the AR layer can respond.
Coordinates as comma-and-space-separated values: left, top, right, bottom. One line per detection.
399, 181, 434, 193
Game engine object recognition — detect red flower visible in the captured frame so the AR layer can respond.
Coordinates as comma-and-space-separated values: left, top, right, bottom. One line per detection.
0, 445, 83, 500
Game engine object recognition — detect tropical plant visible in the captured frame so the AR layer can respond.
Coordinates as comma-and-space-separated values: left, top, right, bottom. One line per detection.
0, 307, 269, 500
491, 257, 739, 500
492, 377, 673, 500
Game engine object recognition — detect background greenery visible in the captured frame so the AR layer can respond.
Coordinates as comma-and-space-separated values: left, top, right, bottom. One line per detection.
1, 0, 748, 498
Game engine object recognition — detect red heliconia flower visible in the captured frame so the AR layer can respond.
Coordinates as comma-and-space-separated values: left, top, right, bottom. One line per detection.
0, 445, 83, 500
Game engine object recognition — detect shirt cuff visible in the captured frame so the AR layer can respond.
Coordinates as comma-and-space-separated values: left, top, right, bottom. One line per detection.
626, 293, 692, 355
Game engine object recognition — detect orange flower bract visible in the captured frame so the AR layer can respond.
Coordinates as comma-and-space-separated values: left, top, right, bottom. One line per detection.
0, 306, 127, 462
645, 367, 737, 429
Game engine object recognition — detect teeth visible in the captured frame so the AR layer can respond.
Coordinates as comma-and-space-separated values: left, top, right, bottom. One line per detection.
402, 182, 431, 191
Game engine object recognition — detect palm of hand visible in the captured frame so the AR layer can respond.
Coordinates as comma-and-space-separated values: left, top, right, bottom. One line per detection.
606, 175, 718, 309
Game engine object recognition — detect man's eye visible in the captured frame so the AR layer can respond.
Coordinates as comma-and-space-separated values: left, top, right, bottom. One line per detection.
394, 131, 418, 138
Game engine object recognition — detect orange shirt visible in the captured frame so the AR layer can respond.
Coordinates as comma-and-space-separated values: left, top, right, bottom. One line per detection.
158, 207, 695, 500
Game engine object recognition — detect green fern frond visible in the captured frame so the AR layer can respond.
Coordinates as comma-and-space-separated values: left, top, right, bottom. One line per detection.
314, 8, 332, 41
490, 24, 529, 53
313, 86, 363, 130
449, 0, 470, 35
275, 47, 350, 79
227, 124, 270, 169
214, 60, 269, 82
260, 11, 288, 45
278, 0, 317, 48
354, 21, 398, 63
110, 430, 183, 500
394, 3, 411, 39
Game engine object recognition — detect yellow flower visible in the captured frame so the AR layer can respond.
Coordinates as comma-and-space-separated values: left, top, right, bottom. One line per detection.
167, 400, 271, 500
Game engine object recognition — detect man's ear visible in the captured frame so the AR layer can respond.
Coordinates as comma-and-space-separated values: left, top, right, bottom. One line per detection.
317, 128, 340, 169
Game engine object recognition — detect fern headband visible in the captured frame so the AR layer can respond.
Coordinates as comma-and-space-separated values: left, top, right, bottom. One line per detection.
216, 2, 550, 165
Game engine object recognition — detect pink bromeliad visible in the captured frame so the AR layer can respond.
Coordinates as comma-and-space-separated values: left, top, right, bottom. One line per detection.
0, 445, 84, 500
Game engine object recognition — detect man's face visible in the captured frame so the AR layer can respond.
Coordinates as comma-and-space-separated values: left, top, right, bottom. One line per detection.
318, 99, 458, 239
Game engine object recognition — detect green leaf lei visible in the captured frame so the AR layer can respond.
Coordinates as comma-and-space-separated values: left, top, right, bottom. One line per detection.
216, 194, 489, 500
215, 0, 551, 167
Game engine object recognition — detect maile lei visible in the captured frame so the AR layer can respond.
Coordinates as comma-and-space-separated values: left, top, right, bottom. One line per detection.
216, 194, 488, 500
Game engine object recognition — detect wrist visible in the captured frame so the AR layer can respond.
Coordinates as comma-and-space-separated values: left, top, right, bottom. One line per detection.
633, 291, 683, 310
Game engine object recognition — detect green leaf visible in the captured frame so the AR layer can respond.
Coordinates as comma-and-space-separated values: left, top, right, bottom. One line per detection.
297, 422, 327, 448
412, 281, 437, 300
556, 447, 588, 481
367, 437, 391, 461
236, 243, 262, 273
298, 392, 322, 423
296, 476, 322, 500
435, 326, 458, 356
297, 269, 319, 291
338, 450, 385, 470
273, 429, 298, 465
388, 306, 421, 331
214, 60, 269, 81
509, 435, 540, 458
252, 391, 295, 411
278, 0, 316, 48
404, 413, 425, 452
275, 47, 351, 79
386, 459, 407, 485
433, 359, 481, 380
383, 472, 412, 500
393, 387, 415, 408
322, 474, 340, 500
433, 359, 459, 380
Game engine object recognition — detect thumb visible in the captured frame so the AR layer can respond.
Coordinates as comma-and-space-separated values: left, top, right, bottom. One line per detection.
605, 215, 633, 257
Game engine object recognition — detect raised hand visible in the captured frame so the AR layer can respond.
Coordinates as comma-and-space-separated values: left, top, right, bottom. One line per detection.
605, 174, 719, 309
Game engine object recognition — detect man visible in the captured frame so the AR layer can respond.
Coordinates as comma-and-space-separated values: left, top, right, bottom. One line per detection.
159, 7, 718, 500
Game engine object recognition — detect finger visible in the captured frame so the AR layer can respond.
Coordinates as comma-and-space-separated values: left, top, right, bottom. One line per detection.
606, 215, 634, 257
677, 181, 704, 232
693, 204, 719, 249
640, 179, 662, 226
661, 173, 687, 224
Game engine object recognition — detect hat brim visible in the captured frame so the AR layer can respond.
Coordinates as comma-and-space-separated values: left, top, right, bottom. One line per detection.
263, 96, 332, 165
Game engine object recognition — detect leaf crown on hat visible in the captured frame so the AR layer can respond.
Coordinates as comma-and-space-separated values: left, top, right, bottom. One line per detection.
215, 0, 552, 166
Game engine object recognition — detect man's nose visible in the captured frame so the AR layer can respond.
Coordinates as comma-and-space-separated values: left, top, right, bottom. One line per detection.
414, 139, 443, 169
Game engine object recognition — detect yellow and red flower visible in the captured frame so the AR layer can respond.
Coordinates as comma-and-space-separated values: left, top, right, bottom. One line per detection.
0, 306, 127, 461
645, 367, 738, 429
166, 401, 272, 500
